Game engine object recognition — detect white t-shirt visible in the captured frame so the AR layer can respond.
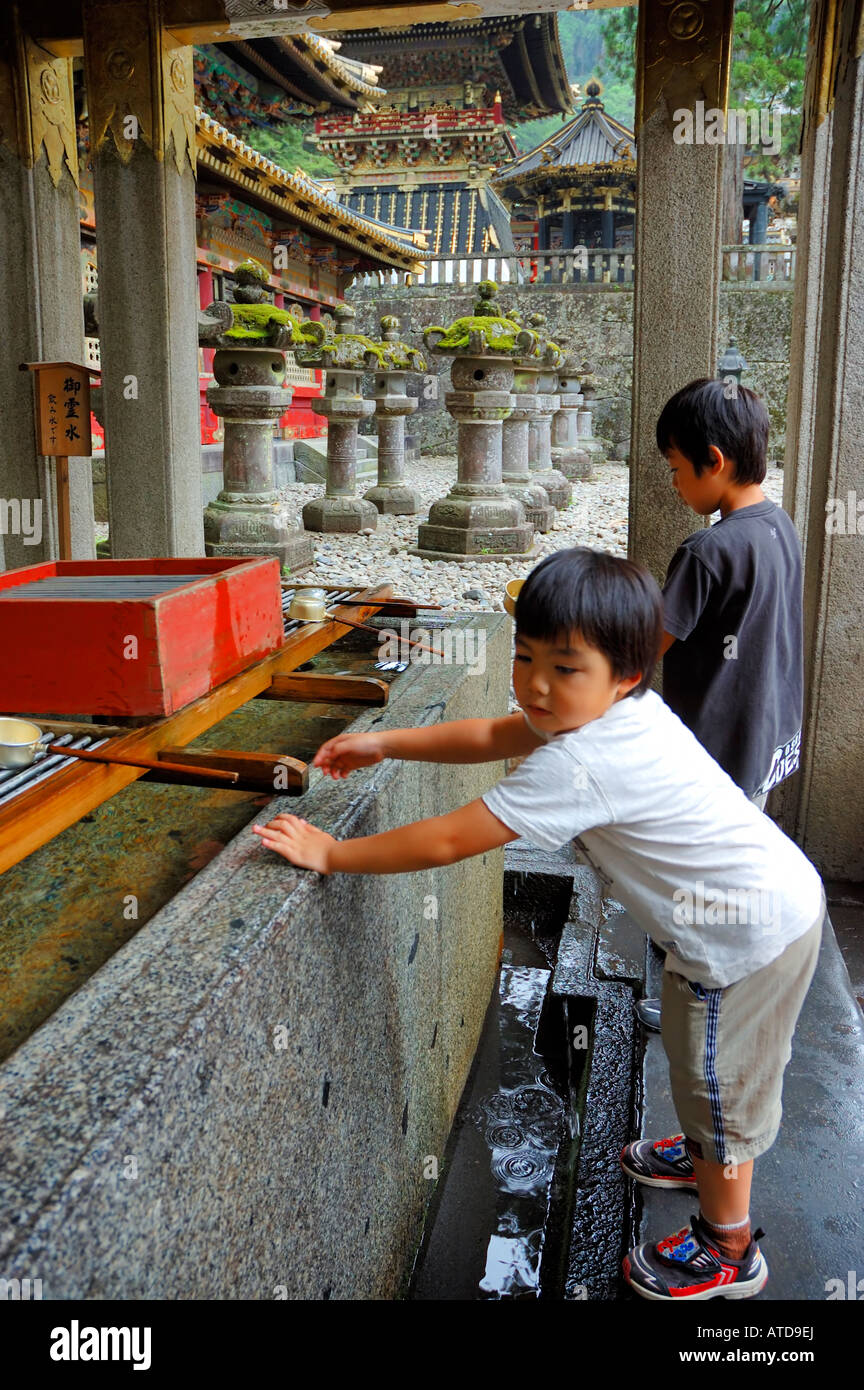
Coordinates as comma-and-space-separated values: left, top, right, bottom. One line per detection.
482, 690, 823, 988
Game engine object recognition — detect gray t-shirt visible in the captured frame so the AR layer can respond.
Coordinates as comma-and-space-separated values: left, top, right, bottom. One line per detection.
662, 499, 803, 797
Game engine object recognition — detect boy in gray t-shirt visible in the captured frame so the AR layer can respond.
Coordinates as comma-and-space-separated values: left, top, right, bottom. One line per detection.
657, 378, 804, 801
634, 379, 806, 1034
252, 548, 824, 1302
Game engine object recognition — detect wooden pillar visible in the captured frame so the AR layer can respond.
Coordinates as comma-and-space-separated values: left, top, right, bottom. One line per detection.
628, 0, 735, 581
0, 5, 95, 570
82, 0, 203, 558
773, 0, 864, 878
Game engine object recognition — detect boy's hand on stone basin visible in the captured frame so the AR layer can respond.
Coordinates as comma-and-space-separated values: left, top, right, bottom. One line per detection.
252, 814, 335, 874
313, 732, 385, 778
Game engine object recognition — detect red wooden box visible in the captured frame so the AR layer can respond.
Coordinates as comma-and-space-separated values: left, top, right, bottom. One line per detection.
0, 557, 284, 718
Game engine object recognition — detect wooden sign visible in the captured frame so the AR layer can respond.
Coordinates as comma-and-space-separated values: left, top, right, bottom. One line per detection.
22, 361, 93, 457
20, 360, 95, 561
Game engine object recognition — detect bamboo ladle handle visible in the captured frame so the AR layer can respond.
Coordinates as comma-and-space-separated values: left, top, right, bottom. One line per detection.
46, 744, 239, 783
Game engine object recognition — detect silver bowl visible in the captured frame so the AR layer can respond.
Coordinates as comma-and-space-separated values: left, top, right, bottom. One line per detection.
0, 717, 44, 770
288, 587, 329, 622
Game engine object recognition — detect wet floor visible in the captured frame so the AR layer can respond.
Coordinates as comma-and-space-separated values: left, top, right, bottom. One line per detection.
0, 642, 404, 1064
409, 922, 573, 1300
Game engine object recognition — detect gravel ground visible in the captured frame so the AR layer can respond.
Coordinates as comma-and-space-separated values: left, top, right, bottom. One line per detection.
94, 457, 784, 614
275, 456, 785, 613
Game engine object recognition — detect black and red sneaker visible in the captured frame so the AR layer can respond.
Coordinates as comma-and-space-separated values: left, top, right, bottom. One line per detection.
623, 1214, 768, 1301
620, 1133, 698, 1190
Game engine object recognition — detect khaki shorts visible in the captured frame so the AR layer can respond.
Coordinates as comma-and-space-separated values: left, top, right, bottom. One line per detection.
660, 894, 825, 1165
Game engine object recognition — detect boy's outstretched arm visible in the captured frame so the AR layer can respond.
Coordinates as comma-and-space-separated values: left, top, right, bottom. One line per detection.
252, 798, 518, 875
313, 711, 545, 779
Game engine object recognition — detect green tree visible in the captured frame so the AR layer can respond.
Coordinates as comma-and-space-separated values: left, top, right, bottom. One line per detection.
599, 1, 806, 237
246, 119, 337, 181
599, 1, 805, 179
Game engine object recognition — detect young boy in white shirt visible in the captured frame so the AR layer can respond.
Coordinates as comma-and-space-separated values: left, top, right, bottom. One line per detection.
252, 547, 825, 1302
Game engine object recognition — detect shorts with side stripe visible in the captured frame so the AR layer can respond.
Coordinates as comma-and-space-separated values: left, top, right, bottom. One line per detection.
660, 894, 825, 1165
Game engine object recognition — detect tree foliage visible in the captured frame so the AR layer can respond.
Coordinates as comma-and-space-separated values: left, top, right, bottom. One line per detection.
598, 1, 806, 179
247, 119, 337, 180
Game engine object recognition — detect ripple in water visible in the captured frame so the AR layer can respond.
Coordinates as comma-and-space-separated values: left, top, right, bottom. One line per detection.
492, 1151, 551, 1195
486, 1123, 525, 1149
510, 1086, 561, 1120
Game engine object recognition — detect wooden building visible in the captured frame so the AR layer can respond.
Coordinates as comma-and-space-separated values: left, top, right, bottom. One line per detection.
76, 33, 426, 447
313, 13, 573, 256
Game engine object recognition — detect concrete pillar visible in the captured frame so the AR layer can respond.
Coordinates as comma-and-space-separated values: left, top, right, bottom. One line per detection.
773, 0, 864, 879
0, 6, 95, 570
628, 0, 734, 582
82, 0, 203, 557
413, 349, 534, 559
364, 316, 421, 515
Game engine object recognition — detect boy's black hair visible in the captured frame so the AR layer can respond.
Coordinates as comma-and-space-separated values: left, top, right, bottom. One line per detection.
655, 378, 769, 485
514, 547, 663, 697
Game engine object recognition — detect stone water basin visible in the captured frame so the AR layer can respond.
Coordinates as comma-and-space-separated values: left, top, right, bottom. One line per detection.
0, 635, 410, 1064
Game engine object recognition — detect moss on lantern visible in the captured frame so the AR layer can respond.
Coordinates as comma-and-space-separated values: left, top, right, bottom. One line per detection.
426, 314, 535, 355
223, 303, 302, 341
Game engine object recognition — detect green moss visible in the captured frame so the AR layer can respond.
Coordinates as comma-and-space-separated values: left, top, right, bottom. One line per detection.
427, 314, 531, 354
224, 303, 305, 341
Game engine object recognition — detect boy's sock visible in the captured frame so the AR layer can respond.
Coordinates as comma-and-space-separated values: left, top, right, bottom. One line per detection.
698, 1209, 752, 1261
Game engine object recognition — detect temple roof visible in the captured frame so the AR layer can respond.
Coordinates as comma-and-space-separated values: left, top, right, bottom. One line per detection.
212, 30, 383, 113
330, 14, 573, 122
495, 81, 636, 190
196, 109, 428, 271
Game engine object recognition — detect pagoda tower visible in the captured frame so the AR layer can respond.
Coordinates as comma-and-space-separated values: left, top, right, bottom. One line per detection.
312, 14, 573, 257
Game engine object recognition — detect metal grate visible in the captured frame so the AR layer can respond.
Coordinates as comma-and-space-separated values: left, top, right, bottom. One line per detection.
281, 585, 359, 636
0, 732, 112, 808
0, 575, 216, 601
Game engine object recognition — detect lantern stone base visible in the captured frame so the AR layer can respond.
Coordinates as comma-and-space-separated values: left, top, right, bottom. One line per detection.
413, 487, 536, 557
203, 499, 314, 570
302, 494, 379, 533
552, 445, 594, 482
363, 482, 421, 515
528, 467, 572, 509
502, 481, 555, 533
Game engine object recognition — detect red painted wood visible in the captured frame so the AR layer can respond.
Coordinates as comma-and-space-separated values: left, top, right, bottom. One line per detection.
0, 557, 283, 717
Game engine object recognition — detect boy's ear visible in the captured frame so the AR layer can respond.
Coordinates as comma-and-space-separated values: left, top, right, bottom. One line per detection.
708, 444, 726, 474
618, 672, 643, 697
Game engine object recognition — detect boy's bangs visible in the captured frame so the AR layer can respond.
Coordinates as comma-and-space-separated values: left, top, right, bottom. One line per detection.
514, 548, 664, 696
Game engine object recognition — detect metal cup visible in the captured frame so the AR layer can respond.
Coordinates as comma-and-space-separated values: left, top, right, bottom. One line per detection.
0, 718, 44, 770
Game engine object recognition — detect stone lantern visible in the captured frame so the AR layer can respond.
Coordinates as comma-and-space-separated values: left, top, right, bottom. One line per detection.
199, 261, 317, 572
521, 312, 572, 509
550, 348, 593, 481
363, 315, 425, 515
718, 336, 748, 386
574, 362, 608, 472
294, 303, 378, 533
412, 281, 537, 559
500, 309, 556, 533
